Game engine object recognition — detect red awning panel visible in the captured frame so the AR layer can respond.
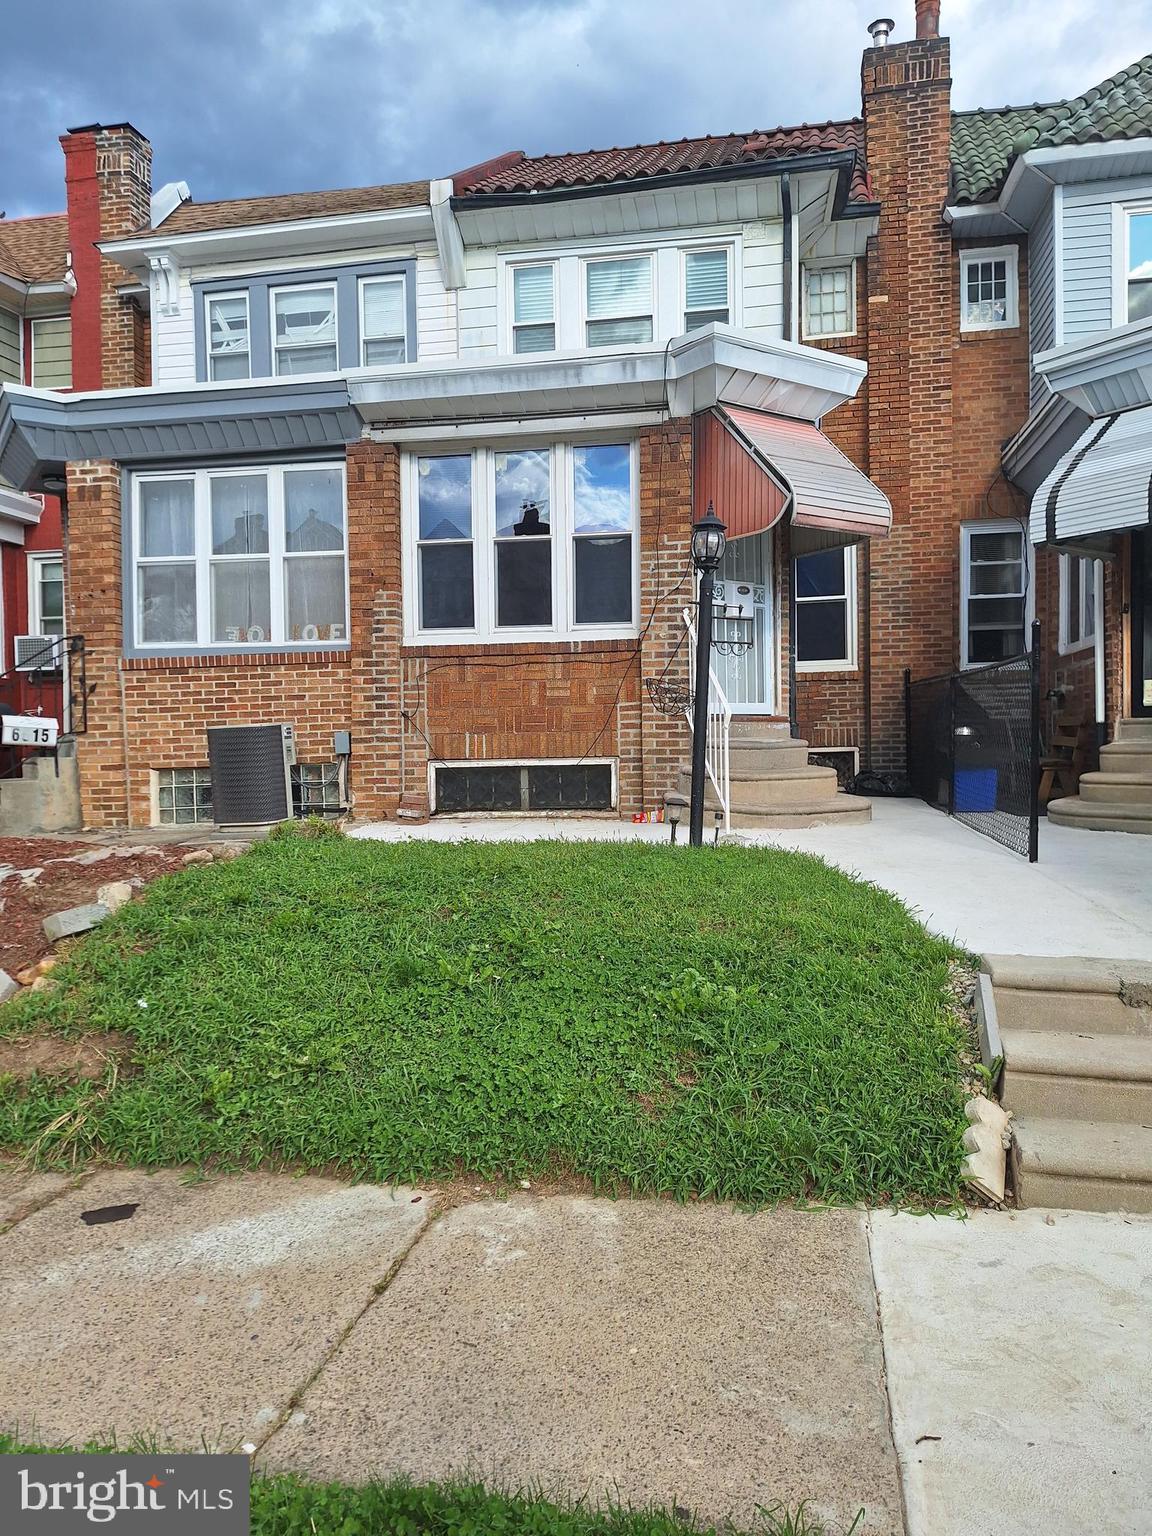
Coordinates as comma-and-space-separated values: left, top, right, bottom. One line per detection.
695, 406, 892, 544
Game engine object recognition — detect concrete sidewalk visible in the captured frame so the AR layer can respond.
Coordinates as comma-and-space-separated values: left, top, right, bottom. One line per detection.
1, 1167, 1149, 1535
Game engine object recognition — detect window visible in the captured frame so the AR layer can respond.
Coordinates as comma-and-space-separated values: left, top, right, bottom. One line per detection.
407, 440, 637, 641
29, 317, 72, 388
1059, 554, 1098, 653
206, 294, 250, 380
1126, 211, 1152, 322
512, 264, 556, 353
959, 246, 1019, 331
960, 523, 1029, 666
360, 276, 407, 364
434, 761, 615, 812
802, 266, 854, 338
131, 462, 347, 650
585, 256, 653, 346
794, 547, 856, 669
28, 553, 65, 639
272, 284, 338, 374
683, 249, 730, 330
157, 767, 214, 826
292, 762, 345, 815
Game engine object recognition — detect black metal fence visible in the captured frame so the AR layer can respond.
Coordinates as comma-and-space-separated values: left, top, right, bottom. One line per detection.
904, 622, 1041, 861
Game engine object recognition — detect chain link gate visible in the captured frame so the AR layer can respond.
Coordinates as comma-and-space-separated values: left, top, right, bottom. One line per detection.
904, 622, 1041, 861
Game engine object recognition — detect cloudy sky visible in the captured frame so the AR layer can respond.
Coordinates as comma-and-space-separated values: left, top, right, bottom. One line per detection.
5, 0, 1151, 218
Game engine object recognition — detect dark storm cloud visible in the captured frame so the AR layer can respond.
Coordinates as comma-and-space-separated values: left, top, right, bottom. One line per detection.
3, 0, 1149, 217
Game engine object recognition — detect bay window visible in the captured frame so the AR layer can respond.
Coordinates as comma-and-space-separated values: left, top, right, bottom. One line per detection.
512, 264, 556, 353
407, 440, 637, 640
683, 249, 730, 330
206, 294, 251, 380
131, 462, 347, 650
585, 257, 653, 346
360, 276, 407, 364
960, 522, 1030, 666
272, 284, 338, 374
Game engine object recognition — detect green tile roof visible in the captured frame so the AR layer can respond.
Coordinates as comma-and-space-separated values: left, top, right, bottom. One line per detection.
951, 54, 1152, 204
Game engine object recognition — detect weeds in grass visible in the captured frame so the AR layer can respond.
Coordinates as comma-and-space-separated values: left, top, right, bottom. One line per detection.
0, 838, 968, 1203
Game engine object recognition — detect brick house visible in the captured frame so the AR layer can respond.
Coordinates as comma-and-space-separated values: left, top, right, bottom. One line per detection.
1, 4, 1151, 833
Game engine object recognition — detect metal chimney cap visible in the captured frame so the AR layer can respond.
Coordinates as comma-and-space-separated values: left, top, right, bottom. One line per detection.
867, 17, 896, 43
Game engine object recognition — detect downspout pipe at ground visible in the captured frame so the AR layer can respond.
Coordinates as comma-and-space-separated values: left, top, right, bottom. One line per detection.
781, 173, 800, 739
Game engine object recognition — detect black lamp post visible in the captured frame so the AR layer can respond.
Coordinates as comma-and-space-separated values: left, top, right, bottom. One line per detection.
688, 502, 727, 848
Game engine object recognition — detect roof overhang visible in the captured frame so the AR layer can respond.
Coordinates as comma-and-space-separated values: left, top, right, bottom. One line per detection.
348, 324, 868, 430
0, 485, 44, 546
1002, 391, 1092, 496
1029, 406, 1152, 546
0, 377, 362, 492
946, 137, 1152, 237
1033, 315, 1152, 417
100, 204, 436, 280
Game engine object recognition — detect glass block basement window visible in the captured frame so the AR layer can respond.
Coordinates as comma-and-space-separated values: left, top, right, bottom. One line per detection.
434, 762, 614, 813
157, 767, 214, 824
291, 762, 344, 815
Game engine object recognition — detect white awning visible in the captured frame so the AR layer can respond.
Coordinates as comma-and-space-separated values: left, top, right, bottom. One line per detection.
1030, 406, 1152, 545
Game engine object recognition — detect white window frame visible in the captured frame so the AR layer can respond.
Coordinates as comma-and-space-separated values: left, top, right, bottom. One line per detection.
1058, 552, 1100, 655
358, 274, 407, 366
959, 520, 1033, 669
794, 545, 857, 672
509, 261, 558, 355
269, 281, 339, 376
27, 550, 65, 637
28, 315, 72, 388
130, 461, 349, 653
498, 234, 742, 354
582, 252, 655, 348
959, 245, 1020, 333
681, 246, 733, 331
402, 437, 640, 644
800, 261, 856, 340
1115, 204, 1152, 326
204, 291, 252, 381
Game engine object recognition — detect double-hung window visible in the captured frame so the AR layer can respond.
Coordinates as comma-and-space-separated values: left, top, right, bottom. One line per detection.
683, 249, 730, 330
959, 246, 1019, 331
132, 463, 348, 650
1126, 210, 1152, 322
795, 547, 856, 669
1059, 554, 1098, 653
206, 294, 251, 380
512, 264, 556, 353
960, 522, 1029, 666
409, 441, 637, 640
360, 276, 407, 364
585, 257, 653, 346
28, 552, 65, 640
272, 284, 338, 374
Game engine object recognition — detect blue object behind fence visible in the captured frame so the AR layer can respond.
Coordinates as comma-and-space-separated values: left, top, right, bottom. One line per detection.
954, 767, 998, 812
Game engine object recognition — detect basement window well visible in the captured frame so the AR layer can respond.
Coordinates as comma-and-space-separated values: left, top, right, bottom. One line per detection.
433, 761, 615, 814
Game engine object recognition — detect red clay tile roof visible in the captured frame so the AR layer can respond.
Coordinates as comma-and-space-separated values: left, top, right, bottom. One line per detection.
0, 213, 70, 283
453, 121, 872, 202
124, 180, 430, 241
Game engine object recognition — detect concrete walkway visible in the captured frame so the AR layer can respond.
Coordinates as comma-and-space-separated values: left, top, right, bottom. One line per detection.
353, 798, 1152, 960
1, 1167, 1149, 1534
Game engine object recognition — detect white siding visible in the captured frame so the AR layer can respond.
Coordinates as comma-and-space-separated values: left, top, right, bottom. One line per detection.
152, 268, 197, 386
1028, 195, 1057, 409
458, 246, 499, 357
741, 221, 784, 337
415, 251, 457, 359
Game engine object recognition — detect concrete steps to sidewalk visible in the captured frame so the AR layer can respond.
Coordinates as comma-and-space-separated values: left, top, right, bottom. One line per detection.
984, 954, 1152, 1213
1047, 720, 1152, 833
680, 722, 872, 829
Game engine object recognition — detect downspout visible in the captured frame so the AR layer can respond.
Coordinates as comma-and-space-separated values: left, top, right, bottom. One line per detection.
781, 172, 794, 342
781, 172, 799, 736
1093, 559, 1107, 749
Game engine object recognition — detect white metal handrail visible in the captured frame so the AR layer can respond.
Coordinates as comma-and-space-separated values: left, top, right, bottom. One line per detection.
681, 606, 732, 831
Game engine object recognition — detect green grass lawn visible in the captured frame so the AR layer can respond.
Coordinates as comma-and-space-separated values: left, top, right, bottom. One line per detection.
0, 829, 968, 1203
0, 1436, 854, 1536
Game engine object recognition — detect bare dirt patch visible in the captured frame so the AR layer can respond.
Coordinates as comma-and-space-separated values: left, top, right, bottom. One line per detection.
0, 1031, 132, 1081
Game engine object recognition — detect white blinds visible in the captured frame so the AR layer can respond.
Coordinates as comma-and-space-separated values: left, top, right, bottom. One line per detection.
513, 265, 554, 324
586, 257, 651, 318
685, 249, 728, 311
363, 277, 405, 338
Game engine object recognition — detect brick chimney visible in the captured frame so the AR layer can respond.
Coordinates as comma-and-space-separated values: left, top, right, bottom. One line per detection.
858, 17, 954, 771
60, 122, 152, 391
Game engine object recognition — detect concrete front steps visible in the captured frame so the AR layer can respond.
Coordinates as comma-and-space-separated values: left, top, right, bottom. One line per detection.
0, 741, 82, 836
1047, 717, 1152, 833
986, 953, 1152, 1213
679, 719, 872, 829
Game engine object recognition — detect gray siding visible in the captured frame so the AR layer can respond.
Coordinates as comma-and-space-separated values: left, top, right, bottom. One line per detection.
1062, 181, 1118, 342
0, 307, 20, 384
1029, 196, 1057, 409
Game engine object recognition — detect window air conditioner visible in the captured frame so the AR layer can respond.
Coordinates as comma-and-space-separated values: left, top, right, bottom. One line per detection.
14, 635, 64, 672
206, 723, 296, 826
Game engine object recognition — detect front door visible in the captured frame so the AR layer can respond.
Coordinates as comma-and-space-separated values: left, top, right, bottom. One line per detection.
1133, 530, 1152, 717
711, 531, 774, 713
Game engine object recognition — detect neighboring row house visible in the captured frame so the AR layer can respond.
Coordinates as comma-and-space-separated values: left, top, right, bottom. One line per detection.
1, 3, 1151, 833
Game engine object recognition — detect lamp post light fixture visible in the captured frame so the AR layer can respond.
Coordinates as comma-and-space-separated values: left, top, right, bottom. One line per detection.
688, 502, 727, 848
663, 790, 688, 844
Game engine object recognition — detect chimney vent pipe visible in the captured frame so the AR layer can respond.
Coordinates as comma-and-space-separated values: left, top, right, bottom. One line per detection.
867, 17, 895, 45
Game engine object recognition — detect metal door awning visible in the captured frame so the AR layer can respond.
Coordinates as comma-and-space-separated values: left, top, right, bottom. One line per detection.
695, 405, 892, 549
1030, 405, 1152, 545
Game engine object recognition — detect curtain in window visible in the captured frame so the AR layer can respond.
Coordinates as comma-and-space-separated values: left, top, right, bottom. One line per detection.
586, 258, 652, 345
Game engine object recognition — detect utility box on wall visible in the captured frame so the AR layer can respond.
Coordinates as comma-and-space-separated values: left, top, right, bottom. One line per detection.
206, 723, 296, 826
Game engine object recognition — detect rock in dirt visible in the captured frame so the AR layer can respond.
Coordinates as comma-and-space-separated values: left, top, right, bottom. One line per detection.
42, 904, 111, 943
181, 849, 214, 866
96, 881, 133, 914
0, 969, 17, 1004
